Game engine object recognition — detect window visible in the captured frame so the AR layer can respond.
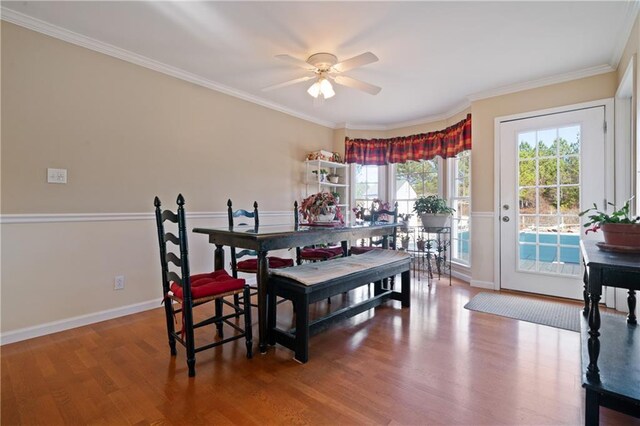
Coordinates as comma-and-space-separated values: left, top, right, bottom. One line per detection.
449, 151, 471, 265
353, 164, 382, 213
395, 160, 440, 220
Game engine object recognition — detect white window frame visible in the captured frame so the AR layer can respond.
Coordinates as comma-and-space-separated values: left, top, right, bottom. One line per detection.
350, 164, 387, 214
389, 159, 443, 225
448, 151, 471, 266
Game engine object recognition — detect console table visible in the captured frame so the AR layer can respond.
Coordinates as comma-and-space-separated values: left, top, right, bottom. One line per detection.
580, 240, 640, 425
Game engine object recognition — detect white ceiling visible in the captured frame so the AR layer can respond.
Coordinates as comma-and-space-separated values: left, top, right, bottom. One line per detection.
2, 1, 637, 129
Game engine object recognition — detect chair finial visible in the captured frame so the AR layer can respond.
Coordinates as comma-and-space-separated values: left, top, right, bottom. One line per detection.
227, 199, 232, 208
177, 194, 185, 206
154, 196, 161, 207
253, 201, 258, 209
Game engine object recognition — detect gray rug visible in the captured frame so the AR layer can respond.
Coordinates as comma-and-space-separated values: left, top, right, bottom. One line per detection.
464, 292, 582, 332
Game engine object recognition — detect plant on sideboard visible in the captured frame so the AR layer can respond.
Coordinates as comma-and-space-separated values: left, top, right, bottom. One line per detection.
578, 197, 640, 247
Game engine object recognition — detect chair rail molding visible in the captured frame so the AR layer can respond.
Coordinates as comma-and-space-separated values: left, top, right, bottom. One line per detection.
0, 211, 292, 224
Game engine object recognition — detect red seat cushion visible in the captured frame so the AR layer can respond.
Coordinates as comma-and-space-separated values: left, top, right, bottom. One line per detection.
350, 246, 378, 255
300, 246, 343, 260
237, 256, 294, 271
169, 270, 245, 300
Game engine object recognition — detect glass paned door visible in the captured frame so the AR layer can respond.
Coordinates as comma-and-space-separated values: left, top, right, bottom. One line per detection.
517, 125, 581, 276
499, 107, 606, 299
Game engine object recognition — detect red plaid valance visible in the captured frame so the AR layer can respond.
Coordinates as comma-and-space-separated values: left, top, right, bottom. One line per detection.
345, 114, 471, 165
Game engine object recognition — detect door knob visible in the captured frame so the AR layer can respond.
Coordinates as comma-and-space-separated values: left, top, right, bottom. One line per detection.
503, 204, 510, 210
502, 216, 510, 222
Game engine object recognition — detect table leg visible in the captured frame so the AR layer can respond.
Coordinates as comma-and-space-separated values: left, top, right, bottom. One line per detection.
585, 389, 599, 426
214, 244, 225, 271
587, 291, 601, 378
257, 250, 269, 353
582, 267, 589, 316
628, 290, 637, 325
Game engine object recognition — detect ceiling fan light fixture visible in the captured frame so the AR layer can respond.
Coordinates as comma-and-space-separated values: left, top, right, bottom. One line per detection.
307, 80, 321, 98
307, 77, 334, 99
319, 78, 335, 98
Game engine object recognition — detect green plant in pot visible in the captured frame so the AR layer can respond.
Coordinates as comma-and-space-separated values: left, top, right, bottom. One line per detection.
578, 197, 640, 248
413, 195, 455, 229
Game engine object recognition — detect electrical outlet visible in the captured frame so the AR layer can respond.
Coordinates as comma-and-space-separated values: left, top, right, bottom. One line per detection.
47, 168, 67, 184
114, 275, 125, 290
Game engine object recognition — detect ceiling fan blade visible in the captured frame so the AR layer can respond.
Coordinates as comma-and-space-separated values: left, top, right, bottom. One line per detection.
275, 54, 316, 70
262, 75, 315, 91
333, 75, 381, 95
332, 52, 378, 73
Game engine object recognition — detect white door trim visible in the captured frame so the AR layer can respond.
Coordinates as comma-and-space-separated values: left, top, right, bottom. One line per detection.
493, 98, 614, 292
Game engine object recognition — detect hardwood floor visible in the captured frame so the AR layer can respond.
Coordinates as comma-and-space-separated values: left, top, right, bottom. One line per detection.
2, 277, 638, 425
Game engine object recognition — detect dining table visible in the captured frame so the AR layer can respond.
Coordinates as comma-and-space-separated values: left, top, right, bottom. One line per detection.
192, 221, 399, 352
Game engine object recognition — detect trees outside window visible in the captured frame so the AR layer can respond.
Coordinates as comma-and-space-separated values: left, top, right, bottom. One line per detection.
395, 159, 440, 220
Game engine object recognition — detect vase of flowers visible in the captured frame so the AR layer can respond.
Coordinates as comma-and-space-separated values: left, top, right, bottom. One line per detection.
300, 192, 344, 223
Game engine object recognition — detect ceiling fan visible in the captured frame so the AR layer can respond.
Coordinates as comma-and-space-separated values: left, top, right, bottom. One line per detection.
263, 52, 381, 99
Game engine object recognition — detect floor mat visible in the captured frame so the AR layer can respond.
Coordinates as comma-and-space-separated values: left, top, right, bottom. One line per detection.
464, 292, 585, 332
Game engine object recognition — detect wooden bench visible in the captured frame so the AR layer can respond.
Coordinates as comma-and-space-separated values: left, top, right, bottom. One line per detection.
266, 249, 411, 363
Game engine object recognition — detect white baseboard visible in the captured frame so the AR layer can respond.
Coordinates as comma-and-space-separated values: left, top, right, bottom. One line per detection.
451, 269, 471, 283
0, 298, 161, 345
470, 279, 496, 290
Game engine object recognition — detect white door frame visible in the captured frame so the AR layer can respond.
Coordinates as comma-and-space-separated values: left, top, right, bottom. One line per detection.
493, 98, 615, 293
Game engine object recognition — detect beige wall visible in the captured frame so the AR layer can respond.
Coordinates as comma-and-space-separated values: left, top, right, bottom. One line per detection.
1, 22, 334, 214
1, 23, 334, 334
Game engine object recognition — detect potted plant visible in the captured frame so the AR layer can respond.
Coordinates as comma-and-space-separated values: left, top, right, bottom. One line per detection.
413, 195, 455, 228
400, 233, 410, 250
330, 191, 340, 204
327, 173, 340, 184
300, 192, 344, 223
578, 197, 640, 248
416, 235, 426, 251
311, 169, 329, 182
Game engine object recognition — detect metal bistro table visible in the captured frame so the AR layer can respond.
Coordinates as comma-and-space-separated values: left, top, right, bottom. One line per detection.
580, 239, 640, 425
193, 222, 398, 353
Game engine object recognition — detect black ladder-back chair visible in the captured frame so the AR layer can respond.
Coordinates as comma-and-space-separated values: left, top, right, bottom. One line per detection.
294, 201, 345, 264
155, 195, 252, 377
351, 202, 399, 254
227, 199, 294, 306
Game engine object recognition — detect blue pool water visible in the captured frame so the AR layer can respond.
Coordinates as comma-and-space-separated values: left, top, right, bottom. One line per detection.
458, 231, 580, 264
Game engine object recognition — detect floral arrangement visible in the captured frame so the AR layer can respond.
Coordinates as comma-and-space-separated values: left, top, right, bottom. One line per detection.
300, 192, 344, 223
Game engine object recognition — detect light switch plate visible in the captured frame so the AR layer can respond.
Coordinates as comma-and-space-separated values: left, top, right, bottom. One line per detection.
47, 168, 67, 184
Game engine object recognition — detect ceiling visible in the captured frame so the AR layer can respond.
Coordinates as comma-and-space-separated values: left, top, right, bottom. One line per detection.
2, 1, 637, 129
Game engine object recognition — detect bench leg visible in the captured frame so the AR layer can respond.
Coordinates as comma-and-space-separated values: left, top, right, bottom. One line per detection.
401, 270, 410, 307
294, 293, 310, 363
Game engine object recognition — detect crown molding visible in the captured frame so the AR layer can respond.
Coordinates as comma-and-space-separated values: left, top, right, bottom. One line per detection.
340, 100, 471, 132
0, 6, 628, 133
383, 100, 472, 131
0, 8, 337, 130
610, 0, 640, 68
468, 64, 615, 102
